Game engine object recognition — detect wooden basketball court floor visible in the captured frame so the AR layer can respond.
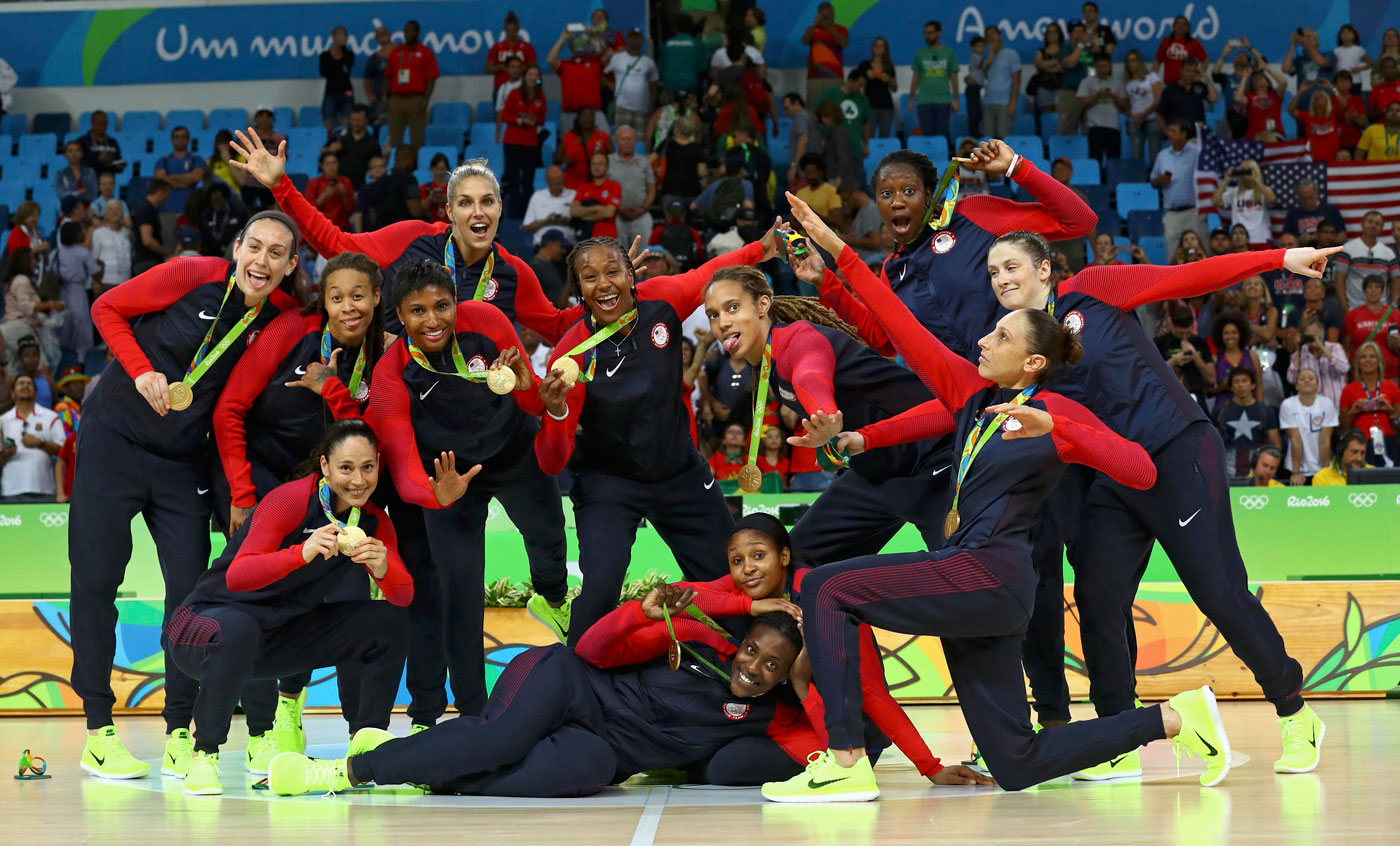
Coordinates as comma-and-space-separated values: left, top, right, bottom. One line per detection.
3, 699, 1397, 844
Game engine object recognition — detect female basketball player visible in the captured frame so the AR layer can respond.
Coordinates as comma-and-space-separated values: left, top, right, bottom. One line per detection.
70, 212, 301, 780
165, 420, 412, 796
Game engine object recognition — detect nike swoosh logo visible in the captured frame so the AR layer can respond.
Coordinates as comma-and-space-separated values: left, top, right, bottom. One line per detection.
167, 753, 176, 765
419, 383, 438, 401
196, 487, 210, 495
704, 479, 715, 490
294, 365, 307, 375
1196, 731, 1219, 757
303, 527, 317, 534
92, 754, 106, 766
1178, 509, 1202, 527
930, 465, 950, 477
605, 357, 625, 378
197, 310, 218, 321
1308, 728, 1317, 748
808, 776, 851, 789
1109, 755, 1128, 767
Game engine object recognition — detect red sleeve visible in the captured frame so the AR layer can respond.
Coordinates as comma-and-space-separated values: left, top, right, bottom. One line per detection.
1042, 393, 1157, 490
498, 244, 570, 344
765, 701, 825, 764
304, 177, 324, 210
320, 375, 363, 420
501, 89, 522, 123
857, 398, 957, 451
462, 301, 545, 416
816, 267, 896, 357
535, 331, 589, 475
424, 49, 440, 79
225, 479, 318, 591
1062, 249, 1287, 312
684, 575, 755, 618
638, 241, 766, 318
214, 310, 315, 508
365, 341, 440, 509
1155, 39, 1169, 61
648, 225, 663, 245
365, 502, 413, 606
1190, 41, 1208, 62
92, 257, 231, 380
522, 43, 536, 65
834, 246, 989, 410
956, 159, 1098, 240
574, 601, 728, 668
771, 323, 838, 414
270, 176, 444, 264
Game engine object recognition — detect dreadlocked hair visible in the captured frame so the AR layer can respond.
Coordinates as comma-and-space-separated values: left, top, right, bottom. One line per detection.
705, 266, 866, 346
564, 236, 634, 302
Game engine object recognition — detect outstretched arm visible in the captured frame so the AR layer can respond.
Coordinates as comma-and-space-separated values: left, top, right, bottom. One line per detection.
857, 398, 957, 451
1034, 395, 1157, 489
957, 141, 1098, 239
1063, 247, 1337, 312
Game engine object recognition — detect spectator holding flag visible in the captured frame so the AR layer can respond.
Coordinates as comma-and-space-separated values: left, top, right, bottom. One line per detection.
1212, 159, 1275, 248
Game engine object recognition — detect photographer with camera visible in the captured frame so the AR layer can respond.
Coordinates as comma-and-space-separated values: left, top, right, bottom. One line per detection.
1213, 159, 1275, 248
1157, 306, 1216, 414
1285, 314, 1350, 406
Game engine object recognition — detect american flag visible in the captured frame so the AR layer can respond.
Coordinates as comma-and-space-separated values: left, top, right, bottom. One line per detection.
1261, 160, 1329, 236
1194, 126, 1310, 218
1323, 161, 1400, 238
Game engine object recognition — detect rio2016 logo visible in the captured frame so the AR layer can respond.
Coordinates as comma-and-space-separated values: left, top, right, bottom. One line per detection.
1286, 495, 1330, 508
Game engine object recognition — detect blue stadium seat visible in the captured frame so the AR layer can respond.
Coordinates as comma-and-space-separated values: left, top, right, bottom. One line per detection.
906, 135, 949, 159
1, 114, 26, 136
418, 145, 458, 167
165, 109, 205, 132
867, 137, 901, 160
0, 183, 23, 215
431, 102, 473, 127
1068, 158, 1101, 185
414, 168, 433, 186
1128, 209, 1164, 241
18, 134, 57, 159
1105, 158, 1147, 185
134, 152, 163, 178
287, 172, 310, 192
77, 112, 94, 133
0, 135, 13, 159
124, 176, 148, 206
901, 111, 919, 139
1079, 183, 1110, 213
1003, 135, 1044, 157
1011, 109, 1035, 136
122, 110, 161, 133
1040, 112, 1060, 138
299, 105, 323, 128
1137, 235, 1167, 265
426, 123, 464, 147
285, 150, 320, 176
190, 129, 218, 155
30, 184, 59, 225
285, 127, 327, 154
545, 100, 561, 123
1116, 183, 1159, 215
112, 131, 147, 157
1049, 136, 1088, 160
1094, 207, 1122, 237
2, 159, 39, 185
474, 101, 495, 126
533, 169, 548, 192
208, 108, 248, 131
272, 107, 295, 132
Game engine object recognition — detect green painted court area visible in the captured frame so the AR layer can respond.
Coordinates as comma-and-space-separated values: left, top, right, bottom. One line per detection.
3, 485, 1394, 598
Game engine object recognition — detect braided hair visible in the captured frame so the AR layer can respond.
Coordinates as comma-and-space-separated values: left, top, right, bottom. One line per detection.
303, 252, 386, 375
870, 149, 941, 196
564, 236, 634, 303
705, 266, 866, 345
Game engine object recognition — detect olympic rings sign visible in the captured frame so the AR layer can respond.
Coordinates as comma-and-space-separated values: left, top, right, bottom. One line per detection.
1236, 494, 1269, 510
38, 512, 68, 528
1348, 493, 1378, 508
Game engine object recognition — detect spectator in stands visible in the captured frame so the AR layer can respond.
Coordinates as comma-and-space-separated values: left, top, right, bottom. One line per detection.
1157, 305, 1216, 411
1333, 71, 1368, 154
0, 54, 12, 124
605, 29, 660, 135
556, 107, 612, 191
306, 151, 355, 230
549, 26, 608, 135
1339, 341, 1399, 466
794, 153, 842, 231
1170, 229, 1205, 264
415, 153, 450, 227
1299, 275, 1345, 343
1229, 223, 1251, 253
815, 100, 861, 197
522, 165, 575, 247
323, 105, 378, 189
129, 178, 169, 274
1357, 102, 1400, 162
1123, 49, 1163, 161
1332, 24, 1370, 77
909, 21, 957, 140
691, 163, 751, 230
586, 8, 625, 56
352, 149, 419, 231
174, 225, 202, 258
1078, 52, 1127, 161
499, 66, 546, 219
1157, 57, 1217, 129
204, 130, 243, 196
704, 348, 757, 435
1211, 38, 1259, 139
1294, 90, 1341, 162
90, 173, 129, 227
1373, 29, 1400, 88
528, 230, 568, 305
1030, 23, 1068, 135
1154, 15, 1207, 85
363, 25, 392, 124
656, 116, 706, 209
250, 108, 287, 151
570, 151, 621, 239
1241, 275, 1278, 345
1283, 27, 1332, 112
1369, 57, 1400, 121
964, 36, 988, 138
608, 125, 656, 247
1342, 274, 1400, 378
712, 82, 762, 141
660, 19, 705, 97
1213, 159, 1274, 247
650, 199, 705, 271
1089, 232, 1124, 267
802, 2, 849, 106
54, 220, 98, 362
706, 204, 748, 257
486, 12, 537, 90
853, 37, 897, 140
0, 374, 63, 502
952, 137, 989, 195
723, 124, 771, 212
52, 140, 99, 206
1055, 21, 1092, 136
1081, 2, 1115, 54
815, 68, 871, 162
77, 110, 122, 176
1334, 210, 1399, 310
91, 201, 131, 288
319, 25, 354, 130
708, 422, 748, 489
841, 187, 885, 264
198, 183, 245, 259
5, 201, 48, 260
1216, 366, 1280, 474
1312, 428, 1370, 484
756, 425, 789, 489
1152, 119, 1203, 262
1237, 66, 1287, 140
153, 126, 203, 215
1247, 445, 1285, 486
1210, 312, 1263, 409
1, 249, 62, 368
782, 93, 823, 187
981, 26, 1020, 139
1285, 313, 1348, 404
386, 20, 439, 152
1279, 367, 1337, 484
1207, 225, 1231, 256
1283, 179, 1345, 246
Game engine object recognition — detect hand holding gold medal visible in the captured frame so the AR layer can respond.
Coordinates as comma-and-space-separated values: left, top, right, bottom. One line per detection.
336, 524, 368, 556
167, 380, 193, 412
551, 356, 581, 386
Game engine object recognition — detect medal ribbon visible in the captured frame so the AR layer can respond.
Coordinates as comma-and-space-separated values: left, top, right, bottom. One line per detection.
917, 160, 962, 235
1046, 289, 1057, 318
557, 309, 638, 382
319, 479, 380, 599
183, 272, 265, 388
407, 334, 492, 385
662, 603, 731, 682
745, 342, 773, 470
950, 386, 1037, 515
443, 236, 496, 301
320, 324, 367, 398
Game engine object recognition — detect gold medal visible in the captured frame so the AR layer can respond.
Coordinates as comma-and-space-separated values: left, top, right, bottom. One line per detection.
486, 367, 517, 395
943, 509, 960, 539
667, 641, 682, 670
336, 524, 368, 556
737, 463, 763, 493
168, 381, 193, 411
552, 356, 581, 386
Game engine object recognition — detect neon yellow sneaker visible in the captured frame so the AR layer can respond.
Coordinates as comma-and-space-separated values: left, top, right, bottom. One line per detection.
184, 751, 222, 796
245, 733, 277, 774
267, 752, 354, 796
527, 594, 572, 644
348, 728, 396, 757
271, 690, 307, 754
1168, 685, 1231, 787
1073, 748, 1142, 781
410, 723, 432, 736
761, 750, 880, 803
81, 726, 151, 779
1274, 705, 1324, 774
161, 728, 194, 778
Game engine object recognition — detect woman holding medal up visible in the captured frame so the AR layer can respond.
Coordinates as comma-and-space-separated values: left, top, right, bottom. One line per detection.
535, 231, 779, 642
367, 258, 569, 718
69, 211, 302, 780
165, 419, 413, 796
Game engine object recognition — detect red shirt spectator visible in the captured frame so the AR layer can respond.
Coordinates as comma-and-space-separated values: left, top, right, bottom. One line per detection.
1338, 92, 1368, 147
756, 453, 789, 479
804, 16, 848, 81
501, 87, 547, 148
1345, 305, 1400, 378
708, 449, 745, 480
559, 56, 604, 112
1155, 34, 1208, 85
787, 424, 821, 475
487, 37, 537, 89
573, 177, 621, 238
558, 128, 611, 189
304, 172, 355, 230
387, 41, 440, 95
419, 177, 449, 224
1339, 378, 1400, 437
714, 102, 763, 139
1373, 81, 1400, 119
1244, 89, 1283, 139
1299, 109, 1342, 162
